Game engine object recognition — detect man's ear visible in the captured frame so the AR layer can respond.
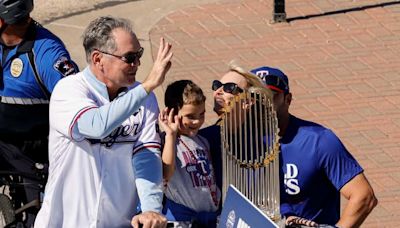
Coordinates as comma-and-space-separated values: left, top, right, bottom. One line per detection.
91, 51, 103, 68
285, 93, 292, 106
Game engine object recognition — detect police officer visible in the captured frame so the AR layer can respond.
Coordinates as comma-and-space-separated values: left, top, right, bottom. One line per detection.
0, 0, 78, 226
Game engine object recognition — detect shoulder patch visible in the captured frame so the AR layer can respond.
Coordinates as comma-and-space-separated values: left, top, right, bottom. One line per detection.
53, 56, 76, 77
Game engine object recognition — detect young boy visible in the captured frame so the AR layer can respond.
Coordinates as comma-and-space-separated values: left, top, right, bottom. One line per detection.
158, 80, 221, 227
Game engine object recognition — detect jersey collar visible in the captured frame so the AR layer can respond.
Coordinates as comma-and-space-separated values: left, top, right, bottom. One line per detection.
83, 66, 111, 101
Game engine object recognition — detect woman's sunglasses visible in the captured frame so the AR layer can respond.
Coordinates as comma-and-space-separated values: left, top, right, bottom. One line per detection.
212, 80, 243, 94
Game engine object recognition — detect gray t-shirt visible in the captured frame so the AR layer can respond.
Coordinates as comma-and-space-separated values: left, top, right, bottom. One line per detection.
164, 134, 221, 212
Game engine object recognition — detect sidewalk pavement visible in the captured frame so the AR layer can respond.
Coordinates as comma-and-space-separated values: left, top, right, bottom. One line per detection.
44, 0, 400, 227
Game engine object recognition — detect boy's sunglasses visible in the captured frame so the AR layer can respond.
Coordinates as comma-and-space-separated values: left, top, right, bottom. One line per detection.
96, 47, 144, 64
212, 80, 243, 94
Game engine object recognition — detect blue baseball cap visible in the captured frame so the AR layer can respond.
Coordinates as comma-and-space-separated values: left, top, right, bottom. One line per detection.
250, 66, 289, 93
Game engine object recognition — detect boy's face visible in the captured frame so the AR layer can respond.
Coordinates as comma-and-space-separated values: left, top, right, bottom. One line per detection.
177, 103, 206, 137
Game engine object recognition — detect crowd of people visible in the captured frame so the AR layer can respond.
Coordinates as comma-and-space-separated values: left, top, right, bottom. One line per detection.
0, 1, 377, 228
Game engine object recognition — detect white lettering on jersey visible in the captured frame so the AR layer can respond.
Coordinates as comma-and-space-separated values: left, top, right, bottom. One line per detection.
284, 163, 300, 195
197, 159, 208, 173
237, 218, 251, 228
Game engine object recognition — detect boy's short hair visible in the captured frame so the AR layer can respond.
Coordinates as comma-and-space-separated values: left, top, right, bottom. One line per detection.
164, 80, 206, 112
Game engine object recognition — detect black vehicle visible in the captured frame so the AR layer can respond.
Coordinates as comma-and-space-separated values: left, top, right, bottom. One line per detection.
0, 163, 47, 228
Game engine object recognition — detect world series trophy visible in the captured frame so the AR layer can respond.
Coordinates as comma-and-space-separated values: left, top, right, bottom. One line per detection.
219, 64, 283, 226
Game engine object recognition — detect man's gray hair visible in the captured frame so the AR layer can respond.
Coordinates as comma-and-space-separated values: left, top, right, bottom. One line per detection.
82, 16, 135, 63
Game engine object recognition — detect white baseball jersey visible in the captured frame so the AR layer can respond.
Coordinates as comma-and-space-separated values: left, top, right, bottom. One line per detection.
35, 68, 161, 228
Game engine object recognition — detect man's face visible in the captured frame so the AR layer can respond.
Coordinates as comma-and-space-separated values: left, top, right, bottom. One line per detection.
272, 91, 291, 121
213, 71, 248, 115
100, 28, 142, 89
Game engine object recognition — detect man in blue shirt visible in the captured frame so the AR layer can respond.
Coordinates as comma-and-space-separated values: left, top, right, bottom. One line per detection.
250, 66, 378, 227
0, 0, 78, 226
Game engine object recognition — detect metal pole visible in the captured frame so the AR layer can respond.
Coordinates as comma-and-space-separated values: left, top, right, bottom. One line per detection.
273, 0, 286, 23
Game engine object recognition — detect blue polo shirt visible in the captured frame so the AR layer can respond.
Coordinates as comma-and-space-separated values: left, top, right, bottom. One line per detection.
280, 115, 363, 224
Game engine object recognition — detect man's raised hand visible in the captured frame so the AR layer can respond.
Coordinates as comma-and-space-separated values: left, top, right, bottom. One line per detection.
142, 37, 173, 93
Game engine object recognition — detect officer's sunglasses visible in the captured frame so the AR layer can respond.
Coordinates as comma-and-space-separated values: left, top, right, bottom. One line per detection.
212, 80, 243, 94
96, 47, 144, 64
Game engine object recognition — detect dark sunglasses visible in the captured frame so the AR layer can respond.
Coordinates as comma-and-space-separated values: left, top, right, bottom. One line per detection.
96, 47, 144, 64
212, 80, 243, 94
